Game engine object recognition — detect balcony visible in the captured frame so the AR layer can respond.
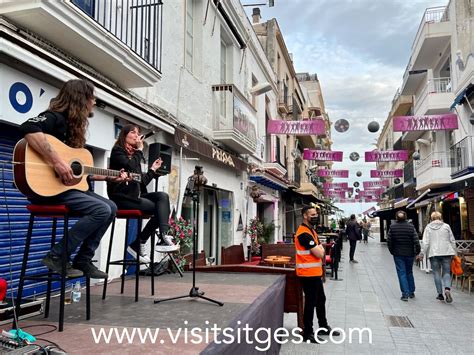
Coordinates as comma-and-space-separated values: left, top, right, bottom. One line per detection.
403, 160, 416, 186
212, 84, 257, 155
0, 0, 162, 88
410, 6, 450, 71
414, 77, 453, 115
287, 161, 301, 189
416, 151, 452, 190
451, 136, 474, 179
403, 77, 454, 142
390, 89, 413, 116
278, 82, 290, 114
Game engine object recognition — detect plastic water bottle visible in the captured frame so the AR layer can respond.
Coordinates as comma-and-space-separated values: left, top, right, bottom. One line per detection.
72, 281, 81, 303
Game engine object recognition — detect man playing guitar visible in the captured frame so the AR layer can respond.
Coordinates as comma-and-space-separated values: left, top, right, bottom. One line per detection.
18, 79, 127, 279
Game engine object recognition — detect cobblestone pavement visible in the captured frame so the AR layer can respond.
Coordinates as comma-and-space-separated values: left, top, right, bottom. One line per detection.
281, 235, 474, 354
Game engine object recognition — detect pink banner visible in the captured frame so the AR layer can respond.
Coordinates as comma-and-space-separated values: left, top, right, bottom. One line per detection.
324, 190, 346, 198
267, 119, 325, 135
358, 189, 383, 197
323, 182, 348, 189
365, 150, 408, 162
370, 169, 403, 178
363, 180, 390, 188
303, 149, 343, 161
318, 169, 349, 178
393, 114, 458, 132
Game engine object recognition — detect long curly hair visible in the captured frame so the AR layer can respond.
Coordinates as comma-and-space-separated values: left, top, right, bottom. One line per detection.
49, 79, 95, 148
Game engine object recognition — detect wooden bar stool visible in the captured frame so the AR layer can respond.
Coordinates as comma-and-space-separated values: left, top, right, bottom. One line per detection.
102, 210, 155, 302
14, 204, 90, 332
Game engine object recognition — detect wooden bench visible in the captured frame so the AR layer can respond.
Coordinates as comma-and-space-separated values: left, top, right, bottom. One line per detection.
221, 244, 246, 265
184, 250, 206, 270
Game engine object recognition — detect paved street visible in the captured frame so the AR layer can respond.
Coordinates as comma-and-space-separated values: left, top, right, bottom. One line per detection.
281, 235, 474, 354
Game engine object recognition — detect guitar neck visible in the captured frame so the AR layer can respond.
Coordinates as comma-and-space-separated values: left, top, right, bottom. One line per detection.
83, 166, 141, 181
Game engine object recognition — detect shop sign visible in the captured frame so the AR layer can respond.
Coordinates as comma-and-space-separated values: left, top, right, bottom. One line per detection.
267, 119, 325, 135
175, 127, 248, 171
365, 150, 408, 162
393, 114, 458, 131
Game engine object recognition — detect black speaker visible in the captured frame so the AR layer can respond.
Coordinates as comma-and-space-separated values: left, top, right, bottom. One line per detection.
148, 143, 172, 175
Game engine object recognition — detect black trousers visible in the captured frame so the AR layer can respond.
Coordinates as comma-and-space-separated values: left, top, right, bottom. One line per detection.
299, 276, 328, 336
113, 192, 170, 244
349, 239, 357, 261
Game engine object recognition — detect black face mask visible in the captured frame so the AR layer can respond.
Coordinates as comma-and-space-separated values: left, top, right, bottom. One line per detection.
309, 217, 318, 226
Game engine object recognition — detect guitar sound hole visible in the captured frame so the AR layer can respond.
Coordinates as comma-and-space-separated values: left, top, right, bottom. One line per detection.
70, 161, 83, 176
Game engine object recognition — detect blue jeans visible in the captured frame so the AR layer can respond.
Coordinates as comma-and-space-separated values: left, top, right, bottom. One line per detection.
430, 256, 452, 294
393, 256, 415, 297
33, 190, 117, 263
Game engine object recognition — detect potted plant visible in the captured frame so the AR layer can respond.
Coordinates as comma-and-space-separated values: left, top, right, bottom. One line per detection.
167, 217, 193, 269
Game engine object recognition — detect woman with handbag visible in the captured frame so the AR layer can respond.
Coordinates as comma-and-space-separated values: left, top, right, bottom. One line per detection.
419, 211, 457, 303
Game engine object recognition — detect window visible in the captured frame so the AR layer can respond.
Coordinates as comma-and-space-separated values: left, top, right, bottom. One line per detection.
185, 0, 194, 71
220, 40, 227, 84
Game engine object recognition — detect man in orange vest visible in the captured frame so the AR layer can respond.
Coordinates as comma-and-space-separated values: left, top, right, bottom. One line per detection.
295, 206, 340, 343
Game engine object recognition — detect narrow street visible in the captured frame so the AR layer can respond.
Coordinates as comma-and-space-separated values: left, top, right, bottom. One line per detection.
282, 235, 474, 354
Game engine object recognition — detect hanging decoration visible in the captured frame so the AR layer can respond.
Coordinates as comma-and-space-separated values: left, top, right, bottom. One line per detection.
368, 121, 380, 133
353, 181, 360, 187
349, 152, 360, 161
356, 171, 362, 177
365, 150, 408, 162
334, 119, 350, 133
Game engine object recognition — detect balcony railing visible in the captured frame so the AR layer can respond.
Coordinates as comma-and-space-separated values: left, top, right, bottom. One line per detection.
450, 136, 474, 177
404, 159, 415, 183
417, 151, 452, 175
72, 0, 163, 72
432, 77, 452, 93
412, 6, 449, 51
212, 84, 257, 154
414, 76, 451, 113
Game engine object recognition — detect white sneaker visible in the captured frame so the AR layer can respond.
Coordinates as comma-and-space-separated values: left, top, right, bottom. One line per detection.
155, 244, 180, 253
127, 244, 151, 263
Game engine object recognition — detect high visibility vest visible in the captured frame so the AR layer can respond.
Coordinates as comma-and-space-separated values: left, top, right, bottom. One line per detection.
295, 224, 323, 277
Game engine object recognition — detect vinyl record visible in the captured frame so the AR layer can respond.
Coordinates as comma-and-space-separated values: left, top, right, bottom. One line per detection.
349, 152, 360, 161
353, 181, 360, 188
335, 119, 350, 133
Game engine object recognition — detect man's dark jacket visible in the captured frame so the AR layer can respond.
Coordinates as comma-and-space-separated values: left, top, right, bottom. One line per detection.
345, 220, 361, 241
387, 221, 421, 256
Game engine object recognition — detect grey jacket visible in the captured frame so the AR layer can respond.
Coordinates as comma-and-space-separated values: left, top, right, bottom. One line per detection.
422, 220, 457, 257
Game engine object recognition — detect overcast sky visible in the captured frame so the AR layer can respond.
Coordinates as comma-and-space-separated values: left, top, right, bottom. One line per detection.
245, 0, 447, 217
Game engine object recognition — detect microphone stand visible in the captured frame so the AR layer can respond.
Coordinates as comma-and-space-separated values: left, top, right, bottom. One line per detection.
154, 167, 223, 306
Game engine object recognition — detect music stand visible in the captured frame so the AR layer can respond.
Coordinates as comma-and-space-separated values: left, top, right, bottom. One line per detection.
154, 166, 223, 306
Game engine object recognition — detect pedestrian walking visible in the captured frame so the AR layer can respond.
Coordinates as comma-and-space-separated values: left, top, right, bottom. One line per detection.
419, 211, 457, 303
362, 220, 369, 244
387, 211, 421, 301
345, 214, 361, 262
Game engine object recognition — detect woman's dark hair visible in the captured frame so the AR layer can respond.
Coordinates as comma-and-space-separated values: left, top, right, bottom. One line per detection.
49, 79, 95, 148
396, 211, 407, 221
114, 123, 140, 148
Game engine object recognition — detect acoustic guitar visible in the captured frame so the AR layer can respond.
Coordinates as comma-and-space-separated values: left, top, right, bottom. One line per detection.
13, 134, 141, 198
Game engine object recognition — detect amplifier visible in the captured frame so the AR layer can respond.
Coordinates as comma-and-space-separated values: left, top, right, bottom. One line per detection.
0, 299, 44, 325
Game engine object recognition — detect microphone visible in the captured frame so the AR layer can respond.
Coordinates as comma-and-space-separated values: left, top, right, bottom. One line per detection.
142, 131, 155, 140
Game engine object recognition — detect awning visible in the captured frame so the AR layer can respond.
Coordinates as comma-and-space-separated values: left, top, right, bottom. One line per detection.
406, 189, 430, 209
450, 83, 474, 110
174, 126, 248, 171
393, 197, 412, 209
408, 189, 454, 209
370, 207, 397, 219
249, 172, 288, 191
